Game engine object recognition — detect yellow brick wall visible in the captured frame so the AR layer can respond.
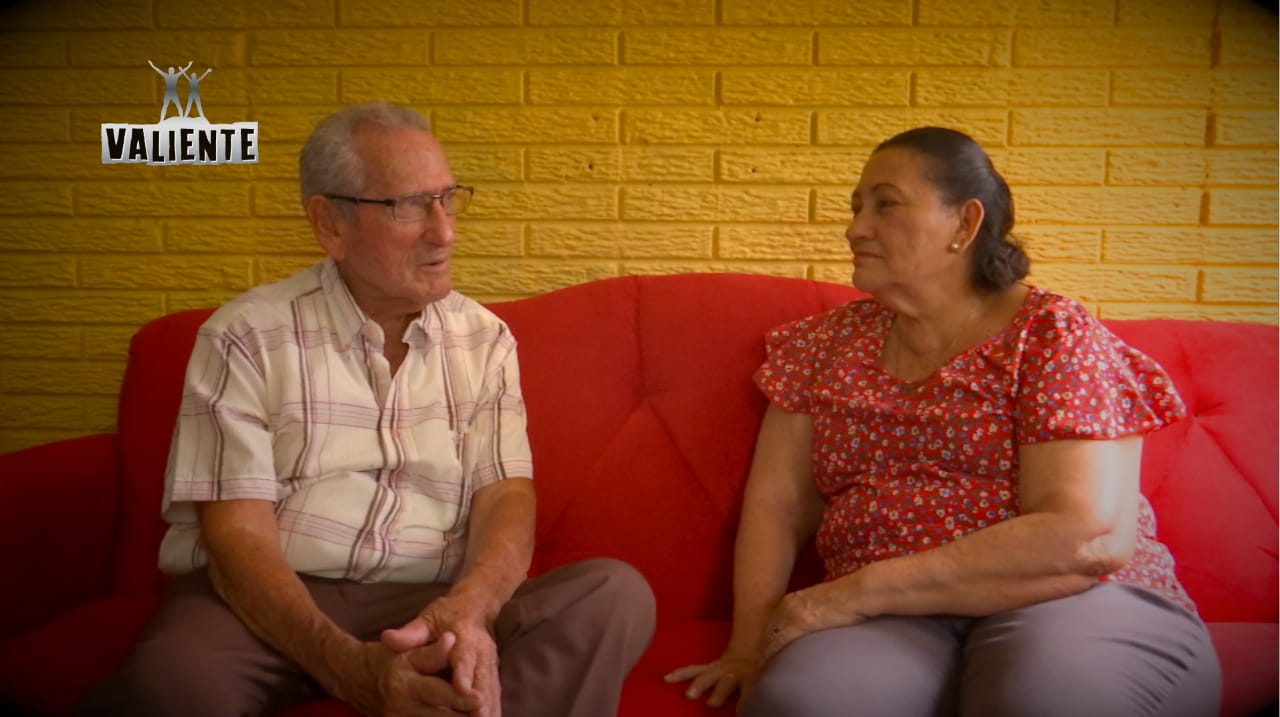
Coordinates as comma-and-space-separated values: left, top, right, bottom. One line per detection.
0, 0, 1276, 452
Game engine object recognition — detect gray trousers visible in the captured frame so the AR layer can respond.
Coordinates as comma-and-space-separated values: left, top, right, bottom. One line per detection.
741, 583, 1221, 717
78, 557, 656, 717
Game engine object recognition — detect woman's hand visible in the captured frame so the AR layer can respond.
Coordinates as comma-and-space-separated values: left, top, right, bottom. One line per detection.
762, 582, 868, 663
664, 649, 762, 710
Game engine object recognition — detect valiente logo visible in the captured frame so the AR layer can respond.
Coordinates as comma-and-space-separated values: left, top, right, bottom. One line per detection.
100, 61, 258, 165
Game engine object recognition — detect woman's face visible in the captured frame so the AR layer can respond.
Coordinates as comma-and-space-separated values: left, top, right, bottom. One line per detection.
845, 147, 968, 296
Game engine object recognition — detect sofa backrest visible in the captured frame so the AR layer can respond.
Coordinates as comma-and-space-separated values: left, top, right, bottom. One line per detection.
112, 274, 1278, 625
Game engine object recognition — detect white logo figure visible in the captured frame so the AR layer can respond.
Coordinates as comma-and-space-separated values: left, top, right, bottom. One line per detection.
148, 60, 192, 122
183, 67, 214, 121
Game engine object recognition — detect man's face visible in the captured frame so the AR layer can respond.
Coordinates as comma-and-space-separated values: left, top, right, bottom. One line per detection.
325, 126, 458, 321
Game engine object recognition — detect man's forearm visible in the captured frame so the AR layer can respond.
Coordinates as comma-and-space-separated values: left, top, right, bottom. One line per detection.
447, 479, 536, 624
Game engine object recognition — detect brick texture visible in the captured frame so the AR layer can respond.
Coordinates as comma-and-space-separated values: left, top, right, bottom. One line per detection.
0, 0, 1274, 451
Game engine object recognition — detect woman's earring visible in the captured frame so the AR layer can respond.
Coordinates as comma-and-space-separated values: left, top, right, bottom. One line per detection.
949, 242, 961, 251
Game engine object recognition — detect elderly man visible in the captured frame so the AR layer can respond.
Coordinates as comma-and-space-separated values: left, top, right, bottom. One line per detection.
79, 101, 656, 717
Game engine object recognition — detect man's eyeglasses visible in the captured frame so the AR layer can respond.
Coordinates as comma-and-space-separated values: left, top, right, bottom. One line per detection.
323, 185, 474, 222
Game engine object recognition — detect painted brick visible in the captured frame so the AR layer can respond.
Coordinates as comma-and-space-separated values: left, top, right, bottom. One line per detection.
1111, 70, 1212, 106
1213, 110, 1279, 146
455, 222, 524, 257
0, 326, 81, 359
718, 225, 849, 260
1104, 228, 1279, 264
814, 186, 854, 222
453, 260, 618, 295
339, 0, 520, 26
1202, 267, 1278, 303
75, 183, 250, 217
1011, 110, 1205, 147
0, 69, 152, 105
0, 430, 86, 455
1015, 227, 1100, 263
619, 261, 808, 279
0, 218, 162, 253
84, 325, 138, 359
0, 144, 147, 181
528, 69, 714, 105
255, 257, 321, 285
819, 110, 1007, 147
528, 224, 712, 258
819, 30, 1013, 67
915, 70, 1107, 107
2, 0, 150, 29
814, 263, 854, 285
723, 0, 910, 26
248, 107, 335, 143
81, 256, 254, 290
0, 182, 73, 216
166, 219, 316, 254
1218, 26, 1279, 66
1027, 265, 1198, 302
157, 0, 335, 29
435, 109, 618, 144
434, 30, 616, 65
253, 30, 428, 66
1, 33, 67, 67
1207, 151, 1279, 185
527, 147, 622, 182
70, 33, 246, 68
918, 0, 1113, 26
84, 397, 119, 431
1208, 189, 1279, 226
1117, 0, 1215, 25
623, 29, 811, 65
166, 291, 244, 313
1014, 29, 1211, 67
0, 395, 87, 429
254, 182, 309, 218
623, 185, 809, 222
0, 257, 75, 288
465, 184, 617, 220
625, 109, 810, 145
993, 149, 1105, 185
1100, 303, 1278, 323
721, 70, 908, 106
447, 146, 522, 182
1107, 149, 1206, 186
247, 143, 304, 181
0, 360, 124, 394
622, 148, 716, 182
528, 0, 716, 26
1212, 68, 1280, 107
1219, 0, 1280, 25
243, 70, 338, 105
719, 148, 868, 184
0, 291, 163, 323
1017, 187, 1202, 225
343, 69, 520, 105
0, 108, 69, 143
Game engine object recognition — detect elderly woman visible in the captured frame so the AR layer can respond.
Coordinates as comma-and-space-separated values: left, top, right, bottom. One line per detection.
666, 127, 1221, 717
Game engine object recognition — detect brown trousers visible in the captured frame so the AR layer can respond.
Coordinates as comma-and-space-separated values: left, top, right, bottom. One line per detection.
740, 583, 1221, 717
78, 558, 656, 717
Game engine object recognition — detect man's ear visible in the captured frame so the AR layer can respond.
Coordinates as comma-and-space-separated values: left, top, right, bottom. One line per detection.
307, 194, 347, 259
954, 197, 985, 251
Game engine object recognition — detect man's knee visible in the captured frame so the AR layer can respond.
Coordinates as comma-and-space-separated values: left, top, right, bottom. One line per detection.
568, 558, 657, 640
78, 644, 252, 717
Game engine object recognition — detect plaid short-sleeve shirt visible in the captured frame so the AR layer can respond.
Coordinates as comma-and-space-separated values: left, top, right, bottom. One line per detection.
158, 258, 532, 583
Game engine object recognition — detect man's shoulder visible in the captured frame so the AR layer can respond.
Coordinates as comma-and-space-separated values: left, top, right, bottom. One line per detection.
201, 262, 326, 335
433, 291, 506, 327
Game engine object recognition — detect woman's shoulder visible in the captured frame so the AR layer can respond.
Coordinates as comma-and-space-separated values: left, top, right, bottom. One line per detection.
1017, 285, 1101, 337
770, 297, 883, 339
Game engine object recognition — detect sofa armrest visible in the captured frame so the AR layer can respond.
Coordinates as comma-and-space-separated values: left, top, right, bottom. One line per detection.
0, 434, 122, 639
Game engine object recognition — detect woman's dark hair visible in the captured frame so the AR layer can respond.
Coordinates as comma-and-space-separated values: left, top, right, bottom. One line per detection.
875, 127, 1030, 291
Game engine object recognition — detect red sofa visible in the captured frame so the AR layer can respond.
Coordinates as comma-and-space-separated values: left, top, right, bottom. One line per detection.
0, 273, 1275, 717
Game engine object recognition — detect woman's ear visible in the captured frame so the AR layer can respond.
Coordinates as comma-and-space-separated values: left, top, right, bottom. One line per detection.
307, 194, 347, 260
953, 197, 985, 251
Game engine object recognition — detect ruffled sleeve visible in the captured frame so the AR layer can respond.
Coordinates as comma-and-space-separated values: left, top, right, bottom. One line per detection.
1015, 299, 1186, 444
754, 311, 832, 413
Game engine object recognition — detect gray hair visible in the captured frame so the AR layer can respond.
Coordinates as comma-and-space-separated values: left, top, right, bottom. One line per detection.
298, 100, 433, 213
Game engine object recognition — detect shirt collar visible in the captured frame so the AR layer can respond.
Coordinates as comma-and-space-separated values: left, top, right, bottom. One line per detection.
319, 257, 435, 348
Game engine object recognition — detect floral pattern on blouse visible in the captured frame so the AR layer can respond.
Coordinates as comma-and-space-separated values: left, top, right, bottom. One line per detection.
754, 285, 1196, 614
